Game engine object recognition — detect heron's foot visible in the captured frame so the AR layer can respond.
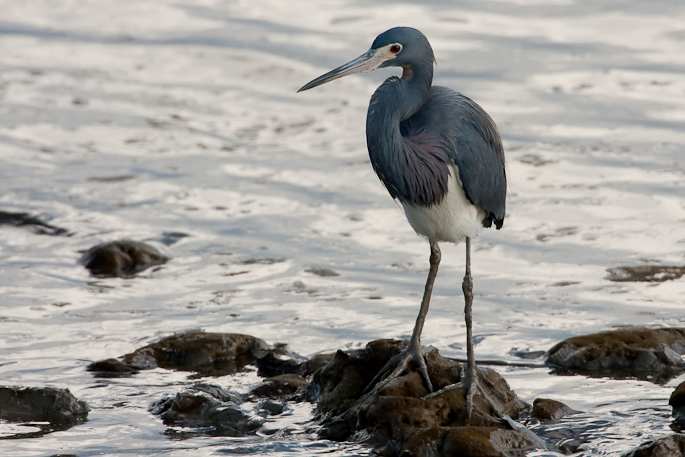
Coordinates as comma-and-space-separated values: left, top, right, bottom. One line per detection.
362, 342, 433, 396
422, 366, 503, 424
467, 367, 504, 422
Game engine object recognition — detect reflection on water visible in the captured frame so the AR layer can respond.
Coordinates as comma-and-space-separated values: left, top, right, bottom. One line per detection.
0, 0, 684, 455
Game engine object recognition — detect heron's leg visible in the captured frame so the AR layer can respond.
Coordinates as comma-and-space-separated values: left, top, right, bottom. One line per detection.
363, 242, 441, 394
463, 237, 477, 421
424, 239, 501, 421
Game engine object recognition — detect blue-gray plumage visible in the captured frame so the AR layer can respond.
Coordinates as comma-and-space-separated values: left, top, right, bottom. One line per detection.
299, 26, 507, 421
364, 27, 505, 228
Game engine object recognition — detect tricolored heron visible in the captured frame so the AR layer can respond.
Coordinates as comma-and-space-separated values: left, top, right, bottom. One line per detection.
298, 27, 506, 420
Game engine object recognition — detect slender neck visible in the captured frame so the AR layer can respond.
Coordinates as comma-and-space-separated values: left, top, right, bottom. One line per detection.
366, 60, 436, 204
370, 61, 433, 124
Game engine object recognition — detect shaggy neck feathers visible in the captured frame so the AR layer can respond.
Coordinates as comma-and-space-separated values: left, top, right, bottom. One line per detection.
366, 59, 449, 207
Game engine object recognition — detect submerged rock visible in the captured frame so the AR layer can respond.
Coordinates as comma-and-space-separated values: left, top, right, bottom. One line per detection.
309, 339, 536, 456
0, 386, 88, 427
250, 373, 308, 399
305, 266, 340, 277
607, 265, 685, 283
88, 332, 270, 377
80, 239, 169, 278
530, 398, 578, 422
546, 327, 685, 382
257, 399, 286, 416
623, 434, 685, 457
0, 210, 69, 236
150, 384, 263, 436
669, 381, 685, 422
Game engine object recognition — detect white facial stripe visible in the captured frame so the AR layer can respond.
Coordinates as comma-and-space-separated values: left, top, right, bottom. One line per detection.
375, 43, 402, 61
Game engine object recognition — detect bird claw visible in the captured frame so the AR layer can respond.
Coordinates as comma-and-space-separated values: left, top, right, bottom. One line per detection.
362, 343, 434, 395
466, 366, 503, 422
421, 365, 503, 424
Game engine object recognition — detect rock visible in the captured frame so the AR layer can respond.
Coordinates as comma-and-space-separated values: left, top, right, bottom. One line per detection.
0, 386, 88, 427
250, 374, 308, 398
607, 266, 685, 283
530, 398, 578, 421
188, 383, 243, 403
669, 381, 685, 422
301, 352, 336, 377
623, 434, 685, 457
86, 358, 139, 377
150, 386, 263, 436
80, 239, 169, 278
531, 426, 584, 455
305, 267, 340, 277
254, 344, 305, 377
309, 339, 534, 455
546, 327, 685, 382
257, 399, 286, 416
404, 426, 542, 457
0, 210, 69, 236
88, 331, 270, 377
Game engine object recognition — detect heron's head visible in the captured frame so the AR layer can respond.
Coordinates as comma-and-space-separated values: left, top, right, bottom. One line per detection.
298, 26, 434, 93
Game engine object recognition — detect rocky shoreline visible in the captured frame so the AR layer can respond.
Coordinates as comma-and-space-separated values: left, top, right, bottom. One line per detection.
4, 327, 683, 455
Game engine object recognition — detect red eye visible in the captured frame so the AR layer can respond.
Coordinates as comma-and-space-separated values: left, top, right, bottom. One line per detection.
390, 44, 401, 53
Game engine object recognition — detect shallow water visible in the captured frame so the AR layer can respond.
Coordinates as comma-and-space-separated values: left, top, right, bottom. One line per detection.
0, 0, 684, 455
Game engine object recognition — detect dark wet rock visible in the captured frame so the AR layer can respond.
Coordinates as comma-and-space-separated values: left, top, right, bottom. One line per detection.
305, 266, 340, 277
254, 344, 305, 377
80, 240, 169, 278
0, 210, 69, 236
309, 339, 534, 456
250, 374, 308, 398
623, 434, 685, 457
607, 265, 685, 283
402, 426, 541, 457
301, 352, 336, 377
86, 358, 139, 377
188, 383, 242, 403
88, 332, 269, 377
530, 398, 578, 421
150, 387, 263, 436
0, 386, 88, 428
669, 381, 685, 422
257, 399, 286, 416
546, 327, 685, 383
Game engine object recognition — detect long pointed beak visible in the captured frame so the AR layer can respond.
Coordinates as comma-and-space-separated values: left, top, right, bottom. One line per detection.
297, 49, 387, 93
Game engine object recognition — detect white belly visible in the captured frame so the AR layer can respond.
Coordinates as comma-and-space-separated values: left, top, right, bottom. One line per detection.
402, 164, 486, 245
